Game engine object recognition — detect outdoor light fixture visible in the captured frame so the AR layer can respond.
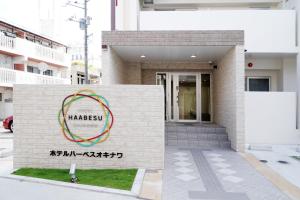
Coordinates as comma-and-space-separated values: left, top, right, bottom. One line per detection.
190, 55, 197, 58
141, 55, 146, 58
69, 163, 78, 183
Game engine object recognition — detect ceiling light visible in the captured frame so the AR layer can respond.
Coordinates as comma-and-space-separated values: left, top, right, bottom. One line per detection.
190, 55, 197, 58
140, 55, 146, 58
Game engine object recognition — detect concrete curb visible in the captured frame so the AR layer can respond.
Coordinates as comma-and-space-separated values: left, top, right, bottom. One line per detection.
131, 168, 146, 195
0, 168, 146, 198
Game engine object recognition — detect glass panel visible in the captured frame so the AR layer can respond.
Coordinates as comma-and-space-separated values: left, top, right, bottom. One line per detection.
249, 78, 270, 91
178, 75, 197, 120
171, 75, 174, 120
156, 73, 167, 120
201, 74, 211, 122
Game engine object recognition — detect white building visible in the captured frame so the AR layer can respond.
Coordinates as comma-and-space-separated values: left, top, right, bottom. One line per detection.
101, 0, 300, 151
69, 44, 101, 85
0, 19, 70, 119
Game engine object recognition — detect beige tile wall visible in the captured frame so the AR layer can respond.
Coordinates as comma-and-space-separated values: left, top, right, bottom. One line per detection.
14, 85, 165, 169
213, 46, 245, 152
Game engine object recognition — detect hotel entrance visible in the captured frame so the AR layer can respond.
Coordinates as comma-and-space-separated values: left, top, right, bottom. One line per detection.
156, 72, 212, 123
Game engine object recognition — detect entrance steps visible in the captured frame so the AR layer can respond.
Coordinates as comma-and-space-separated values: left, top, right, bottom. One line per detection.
165, 122, 231, 148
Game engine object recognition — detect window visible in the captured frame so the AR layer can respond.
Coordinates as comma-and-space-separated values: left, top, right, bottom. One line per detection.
0, 93, 2, 102
246, 77, 270, 92
27, 66, 40, 74
43, 69, 53, 76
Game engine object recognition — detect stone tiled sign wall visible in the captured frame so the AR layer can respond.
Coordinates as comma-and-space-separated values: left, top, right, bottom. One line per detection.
14, 85, 165, 169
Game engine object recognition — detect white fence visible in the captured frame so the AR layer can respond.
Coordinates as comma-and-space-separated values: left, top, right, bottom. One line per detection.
245, 92, 300, 145
0, 67, 70, 87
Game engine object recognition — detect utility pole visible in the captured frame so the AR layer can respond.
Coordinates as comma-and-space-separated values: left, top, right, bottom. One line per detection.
66, 0, 91, 84
84, 0, 89, 84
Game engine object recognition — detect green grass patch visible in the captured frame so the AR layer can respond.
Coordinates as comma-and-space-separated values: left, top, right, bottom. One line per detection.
291, 156, 300, 161
13, 168, 137, 190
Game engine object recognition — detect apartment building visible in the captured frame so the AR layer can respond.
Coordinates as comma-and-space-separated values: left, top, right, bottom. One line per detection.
102, 0, 300, 151
70, 44, 101, 85
0, 19, 70, 119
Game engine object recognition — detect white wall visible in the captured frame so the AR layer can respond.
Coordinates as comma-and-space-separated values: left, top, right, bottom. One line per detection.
282, 58, 297, 92
116, 0, 139, 30
245, 92, 300, 145
245, 69, 280, 91
0, 87, 13, 119
245, 56, 298, 92
102, 47, 127, 85
0, 54, 13, 69
140, 10, 296, 53
214, 46, 245, 152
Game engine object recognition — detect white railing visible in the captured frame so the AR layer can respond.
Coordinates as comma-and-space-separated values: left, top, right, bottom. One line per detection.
34, 43, 65, 63
0, 67, 70, 86
0, 34, 68, 66
0, 34, 15, 50
0, 67, 16, 86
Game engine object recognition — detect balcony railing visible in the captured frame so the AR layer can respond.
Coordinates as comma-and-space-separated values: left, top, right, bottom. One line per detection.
0, 67, 70, 87
0, 34, 68, 66
34, 43, 65, 64
0, 34, 15, 50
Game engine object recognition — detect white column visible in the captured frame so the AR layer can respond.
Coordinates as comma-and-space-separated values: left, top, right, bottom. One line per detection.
297, 54, 300, 128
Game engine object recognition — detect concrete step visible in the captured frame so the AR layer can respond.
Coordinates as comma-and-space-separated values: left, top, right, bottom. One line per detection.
166, 126, 226, 134
165, 123, 230, 148
166, 132, 228, 141
166, 139, 231, 149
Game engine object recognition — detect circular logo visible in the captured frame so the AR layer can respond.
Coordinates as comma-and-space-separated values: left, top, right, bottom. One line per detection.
58, 89, 114, 147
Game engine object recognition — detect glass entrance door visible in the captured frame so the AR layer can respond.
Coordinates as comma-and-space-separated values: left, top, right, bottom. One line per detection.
160, 72, 212, 122
177, 75, 197, 121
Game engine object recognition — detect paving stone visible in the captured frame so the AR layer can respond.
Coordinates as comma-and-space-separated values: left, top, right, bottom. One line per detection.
176, 174, 197, 182
207, 153, 222, 157
175, 167, 194, 174
218, 168, 237, 175
214, 163, 231, 168
210, 157, 226, 162
173, 152, 188, 157
223, 176, 244, 183
174, 157, 189, 161
164, 147, 291, 200
174, 161, 192, 167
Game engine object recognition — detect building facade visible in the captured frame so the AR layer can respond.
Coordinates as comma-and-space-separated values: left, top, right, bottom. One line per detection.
70, 44, 101, 85
0, 19, 70, 119
102, 0, 300, 151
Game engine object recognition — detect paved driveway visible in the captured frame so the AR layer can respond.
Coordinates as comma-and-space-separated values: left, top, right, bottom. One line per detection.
0, 177, 140, 200
163, 146, 291, 200
0, 125, 13, 176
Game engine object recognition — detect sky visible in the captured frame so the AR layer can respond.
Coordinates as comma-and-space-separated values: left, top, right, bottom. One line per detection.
0, 0, 111, 46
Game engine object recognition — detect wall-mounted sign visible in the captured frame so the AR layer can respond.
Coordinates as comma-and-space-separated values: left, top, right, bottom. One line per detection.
14, 85, 164, 169
58, 89, 114, 147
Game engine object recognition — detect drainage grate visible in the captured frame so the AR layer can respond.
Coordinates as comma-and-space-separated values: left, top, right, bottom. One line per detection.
259, 160, 268, 163
277, 160, 289, 164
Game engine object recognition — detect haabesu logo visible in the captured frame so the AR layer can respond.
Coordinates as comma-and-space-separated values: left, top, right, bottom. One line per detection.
58, 89, 114, 147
